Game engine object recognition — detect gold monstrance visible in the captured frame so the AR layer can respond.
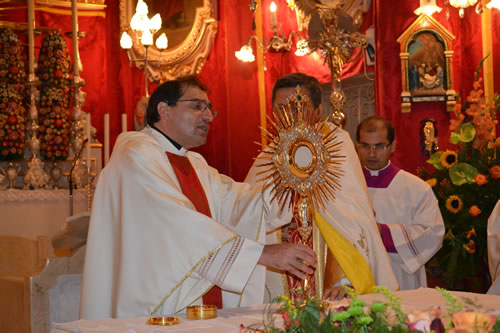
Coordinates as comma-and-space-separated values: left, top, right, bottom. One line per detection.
255, 88, 344, 299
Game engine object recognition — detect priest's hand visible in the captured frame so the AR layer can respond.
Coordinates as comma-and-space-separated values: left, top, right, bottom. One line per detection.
258, 243, 316, 280
323, 286, 350, 300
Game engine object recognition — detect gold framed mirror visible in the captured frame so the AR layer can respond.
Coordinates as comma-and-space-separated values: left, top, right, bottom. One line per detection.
119, 0, 217, 82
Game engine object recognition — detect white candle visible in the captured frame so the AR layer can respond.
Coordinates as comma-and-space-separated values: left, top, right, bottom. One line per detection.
85, 113, 91, 171
270, 1, 277, 27
122, 113, 127, 133
104, 113, 110, 165
71, 0, 79, 77
28, 0, 35, 76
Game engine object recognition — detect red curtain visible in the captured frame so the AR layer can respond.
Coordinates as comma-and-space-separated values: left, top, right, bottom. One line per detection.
4, 0, 498, 180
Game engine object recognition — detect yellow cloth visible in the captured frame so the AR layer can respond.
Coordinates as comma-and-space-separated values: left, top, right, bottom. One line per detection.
314, 210, 375, 294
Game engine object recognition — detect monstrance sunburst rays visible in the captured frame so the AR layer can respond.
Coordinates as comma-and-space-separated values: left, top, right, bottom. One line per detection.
254, 87, 345, 214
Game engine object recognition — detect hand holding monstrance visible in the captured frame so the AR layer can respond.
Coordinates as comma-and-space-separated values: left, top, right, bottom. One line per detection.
255, 87, 344, 299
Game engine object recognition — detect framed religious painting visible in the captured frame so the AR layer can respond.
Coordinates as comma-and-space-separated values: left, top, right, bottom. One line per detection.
397, 14, 456, 113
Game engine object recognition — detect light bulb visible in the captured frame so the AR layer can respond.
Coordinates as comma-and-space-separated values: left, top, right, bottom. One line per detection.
120, 32, 133, 49
142, 29, 153, 46
150, 14, 162, 32
130, 13, 142, 31
486, 0, 500, 8
270, 1, 277, 12
414, 0, 442, 15
136, 0, 148, 15
235, 44, 255, 62
155, 33, 168, 50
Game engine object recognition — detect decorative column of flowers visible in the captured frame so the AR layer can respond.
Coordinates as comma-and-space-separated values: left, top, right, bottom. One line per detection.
37, 31, 72, 187
420, 68, 499, 291
0, 29, 27, 162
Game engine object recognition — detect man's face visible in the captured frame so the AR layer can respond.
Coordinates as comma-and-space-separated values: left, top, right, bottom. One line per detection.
357, 127, 395, 171
162, 86, 214, 149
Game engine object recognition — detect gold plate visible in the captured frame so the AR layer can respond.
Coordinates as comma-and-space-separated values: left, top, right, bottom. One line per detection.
146, 316, 180, 326
186, 305, 217, 320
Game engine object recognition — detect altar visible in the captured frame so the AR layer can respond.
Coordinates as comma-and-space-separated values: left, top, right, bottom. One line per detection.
51, 289, 500, 333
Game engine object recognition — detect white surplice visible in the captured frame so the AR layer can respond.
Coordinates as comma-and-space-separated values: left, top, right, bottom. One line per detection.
487, 200, 500, 295
365, 164, 445, 290
80, 127, 290, 320
245, 125, 399, 301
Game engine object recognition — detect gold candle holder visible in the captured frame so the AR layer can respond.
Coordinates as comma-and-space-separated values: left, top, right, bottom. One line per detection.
186, 305, 217, 320
146, 316, 180, 326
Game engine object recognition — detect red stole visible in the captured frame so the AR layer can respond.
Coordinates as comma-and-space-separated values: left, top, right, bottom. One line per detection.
166, 152, 223, 309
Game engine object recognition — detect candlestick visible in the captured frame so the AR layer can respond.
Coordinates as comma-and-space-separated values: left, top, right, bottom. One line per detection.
71, 0, 79, 77
85, 113, 91, 172
104, 113, 110, 165
122, 113, 127, 133
28, 0, 35, 76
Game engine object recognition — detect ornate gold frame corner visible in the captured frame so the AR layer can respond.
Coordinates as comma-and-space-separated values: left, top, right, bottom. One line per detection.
119, 0, 217, 82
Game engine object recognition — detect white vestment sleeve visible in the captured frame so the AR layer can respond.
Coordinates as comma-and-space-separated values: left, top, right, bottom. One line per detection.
487, 200, 500, 294
384, 183, 445, 275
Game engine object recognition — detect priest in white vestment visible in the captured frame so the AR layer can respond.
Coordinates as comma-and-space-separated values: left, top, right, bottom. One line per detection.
80, 77, 316, 320
356, 116, 445, 290
245, 73, 399, 301
487, 200, 500, 294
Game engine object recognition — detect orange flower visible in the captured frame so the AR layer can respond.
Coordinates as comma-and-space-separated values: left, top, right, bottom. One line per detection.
474, 174, 487, 186
463, 240, 476, 254
468, 206, 481, 217
449, 112, 465, 132
490, 166, 500, 180
466, 227, 477, 238
425, 178, 437, 187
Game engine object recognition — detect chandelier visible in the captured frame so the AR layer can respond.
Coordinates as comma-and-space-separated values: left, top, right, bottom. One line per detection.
445, 0, 479, 17
235, 0, 309, 62
119, 0, 168, 96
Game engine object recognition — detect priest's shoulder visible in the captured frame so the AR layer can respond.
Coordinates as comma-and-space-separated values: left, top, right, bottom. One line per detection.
394, 168, 432, 191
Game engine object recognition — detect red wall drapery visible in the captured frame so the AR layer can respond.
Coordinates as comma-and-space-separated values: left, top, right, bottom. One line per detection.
4, 0, 499, 180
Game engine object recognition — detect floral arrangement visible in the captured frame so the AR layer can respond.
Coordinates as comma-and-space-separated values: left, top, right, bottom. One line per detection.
419, 63, 499, 291
37, 31, 71, 160
241, 287, 500, 332
0, 28, 27, 161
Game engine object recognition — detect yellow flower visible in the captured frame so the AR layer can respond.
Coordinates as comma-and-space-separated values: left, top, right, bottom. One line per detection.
444, 229, 454, 240
440, 150, 458, 168
446, 195, 463, 214
425, 178, 437, 187
466, 228, 476, 238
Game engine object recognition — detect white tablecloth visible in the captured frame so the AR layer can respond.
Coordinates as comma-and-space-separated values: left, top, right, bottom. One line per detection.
51, 288, 500, 333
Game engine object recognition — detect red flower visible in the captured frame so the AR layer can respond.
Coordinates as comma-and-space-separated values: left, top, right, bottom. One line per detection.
8, 65, 19, 75
469, 206, 481, 217
282, 312, 292, 328
490, 166, 500, 180
474, 174, 487, 186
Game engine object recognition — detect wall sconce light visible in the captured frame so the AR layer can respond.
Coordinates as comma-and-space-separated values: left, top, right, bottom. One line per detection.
235, 0, 309, 63
120, 0, 168, 96
414, 0, 443, 16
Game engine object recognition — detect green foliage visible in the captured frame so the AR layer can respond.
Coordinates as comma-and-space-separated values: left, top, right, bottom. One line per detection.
449, 163, 478, 186
419, 72, 500, 291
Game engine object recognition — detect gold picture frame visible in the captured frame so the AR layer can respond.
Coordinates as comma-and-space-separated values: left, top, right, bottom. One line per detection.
397, 14, 456, 113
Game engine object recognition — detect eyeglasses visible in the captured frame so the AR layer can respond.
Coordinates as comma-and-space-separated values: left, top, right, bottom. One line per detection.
357, 143, 392, 151
176, 99, 218, 118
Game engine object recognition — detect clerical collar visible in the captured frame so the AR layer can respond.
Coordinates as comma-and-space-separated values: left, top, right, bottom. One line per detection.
365, 162, 391, 176
362, 162, 400, 189
151, 125, 182, 151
